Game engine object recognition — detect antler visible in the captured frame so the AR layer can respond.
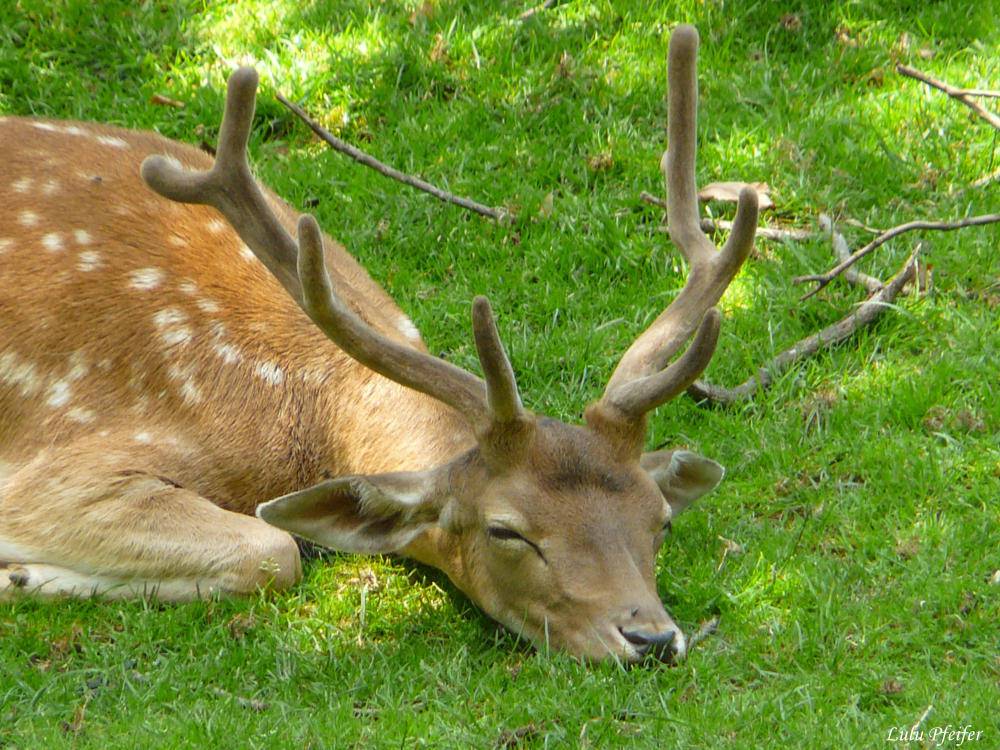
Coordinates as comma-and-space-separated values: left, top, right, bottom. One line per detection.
142, 68, 303, 302
594, 25, 757, 425
141, 67, 525, 436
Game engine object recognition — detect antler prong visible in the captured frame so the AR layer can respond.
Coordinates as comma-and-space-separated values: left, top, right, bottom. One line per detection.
603, 308, 720, 416
296, 215, 492, 426
141, 67, 302, 301
472, 296, 524, 423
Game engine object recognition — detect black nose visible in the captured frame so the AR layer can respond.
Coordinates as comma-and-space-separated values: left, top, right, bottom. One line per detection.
621, 628, 677, 661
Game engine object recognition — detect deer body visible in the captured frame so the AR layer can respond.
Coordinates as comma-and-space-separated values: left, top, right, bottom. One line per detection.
1, 26, 757, 663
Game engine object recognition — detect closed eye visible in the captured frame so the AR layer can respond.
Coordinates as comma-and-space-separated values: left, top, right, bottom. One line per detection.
487, 526, 526, 542
487, 525, 547, 564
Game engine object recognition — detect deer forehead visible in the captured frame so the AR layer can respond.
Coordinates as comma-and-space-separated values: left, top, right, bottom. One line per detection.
483, 420, 665, 525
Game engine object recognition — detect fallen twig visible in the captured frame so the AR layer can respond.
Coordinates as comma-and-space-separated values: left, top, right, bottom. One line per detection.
640, 191, 812, 241
519, 0, 558, 20
687, 246, 920, 406
819, 214, 883, 294
687, 616, 720, 652
971, 166, 1000, 189
898, 65, 1000, 131
275, 91, 512, 222
793, 213, 1000, 300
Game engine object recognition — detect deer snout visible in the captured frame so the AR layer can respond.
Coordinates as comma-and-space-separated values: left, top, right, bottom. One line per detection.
617, 605, 688, 663
621, 627, 683, 662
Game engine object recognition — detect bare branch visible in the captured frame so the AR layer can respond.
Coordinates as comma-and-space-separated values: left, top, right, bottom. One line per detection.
519, 0, 558, 20
275, 91, 512, 222
688, 246, 920, 406
686, 616, 720, 653
793, 213, 1000, 300
641, 191, 811, 241
819, 214, 883, 294
897, 64, 1000, 131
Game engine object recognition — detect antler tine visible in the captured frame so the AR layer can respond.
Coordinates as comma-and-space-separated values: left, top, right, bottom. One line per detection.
297, 215, 499, 429
141, 67, 303, 302
472, 296, 525, 423
598, 25, 757, 421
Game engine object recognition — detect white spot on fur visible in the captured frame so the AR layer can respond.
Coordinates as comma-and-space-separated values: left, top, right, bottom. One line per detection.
96, 359, 112, 372
63, 125, 87, 137
206, 219, 227, 234
211, 341, 242, 365
67, 352, 89, 381
73, 229, 94, 245
167, 364, 202, 405
42, 179, 61, 196
153, 309, 187, 327
254, 362, 285, 386
97, 135, 129, 149
11, 176, 32, 193
46, 380, 72, 408
178, 280, 198, 295
0, 353, 42, 397
169, 235, 186, 247
30, 122, 59, 133
130, 268, 164, 290
196, 298, 220, 314
239, 245, 256, 262
162, 327, 193, 346
77, 250, 102, 271
153, 309, 193, 347
134, 431, 153, 443
396, 314, 422, 344
0, 238, 11, 254
18, 210, 39, 228
42, 233, 64, 252
66, 407, 95, 424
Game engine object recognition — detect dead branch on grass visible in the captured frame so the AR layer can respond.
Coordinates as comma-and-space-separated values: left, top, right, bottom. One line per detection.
897, 65, 1000, 131
640, 190, 812, 241
687, 245, 921, 406
793, 213, 1000, 300
275, 92, 512, 222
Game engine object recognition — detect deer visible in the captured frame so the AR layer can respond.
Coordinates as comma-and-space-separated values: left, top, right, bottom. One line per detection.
0, 25, 756, 663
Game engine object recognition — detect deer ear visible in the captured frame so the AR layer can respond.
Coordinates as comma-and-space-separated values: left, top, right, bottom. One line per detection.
256, 468, 451, 554
640, 449, 724, 516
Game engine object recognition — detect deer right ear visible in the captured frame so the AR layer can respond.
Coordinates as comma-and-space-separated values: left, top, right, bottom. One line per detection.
257, 469, 452, 554
640, 450, 725, 516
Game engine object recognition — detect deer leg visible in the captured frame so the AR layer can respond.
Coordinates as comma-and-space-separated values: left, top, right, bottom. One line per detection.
0, 449, 301, 601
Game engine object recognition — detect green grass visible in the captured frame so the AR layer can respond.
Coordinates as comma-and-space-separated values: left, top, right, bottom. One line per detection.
2, 0, 999, 747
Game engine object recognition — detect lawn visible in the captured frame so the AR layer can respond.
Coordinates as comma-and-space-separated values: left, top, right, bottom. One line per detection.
1, 0, 998, 747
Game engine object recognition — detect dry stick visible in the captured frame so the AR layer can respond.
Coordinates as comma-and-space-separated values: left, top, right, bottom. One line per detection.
519, 0, 558, 20
687, 616, 721, 652
793, 213, 1000, 300
819, 214, 883, 294
687, 246, 920, 406
275, 92, 512, 222
639, 191, 813, 241
897, 64, 1000, 131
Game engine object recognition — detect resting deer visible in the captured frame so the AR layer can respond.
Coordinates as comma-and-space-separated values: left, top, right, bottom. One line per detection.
0, 26, 756, 663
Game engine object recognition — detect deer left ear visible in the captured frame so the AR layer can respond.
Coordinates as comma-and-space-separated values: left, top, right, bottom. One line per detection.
640, 450, 725, 516
256, 468, 451, 554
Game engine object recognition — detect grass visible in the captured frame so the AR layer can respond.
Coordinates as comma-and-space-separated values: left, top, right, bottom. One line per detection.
2, 0, 999, 747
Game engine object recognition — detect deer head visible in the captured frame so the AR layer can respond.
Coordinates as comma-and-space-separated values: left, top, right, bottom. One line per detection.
138, 24, 756, 663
